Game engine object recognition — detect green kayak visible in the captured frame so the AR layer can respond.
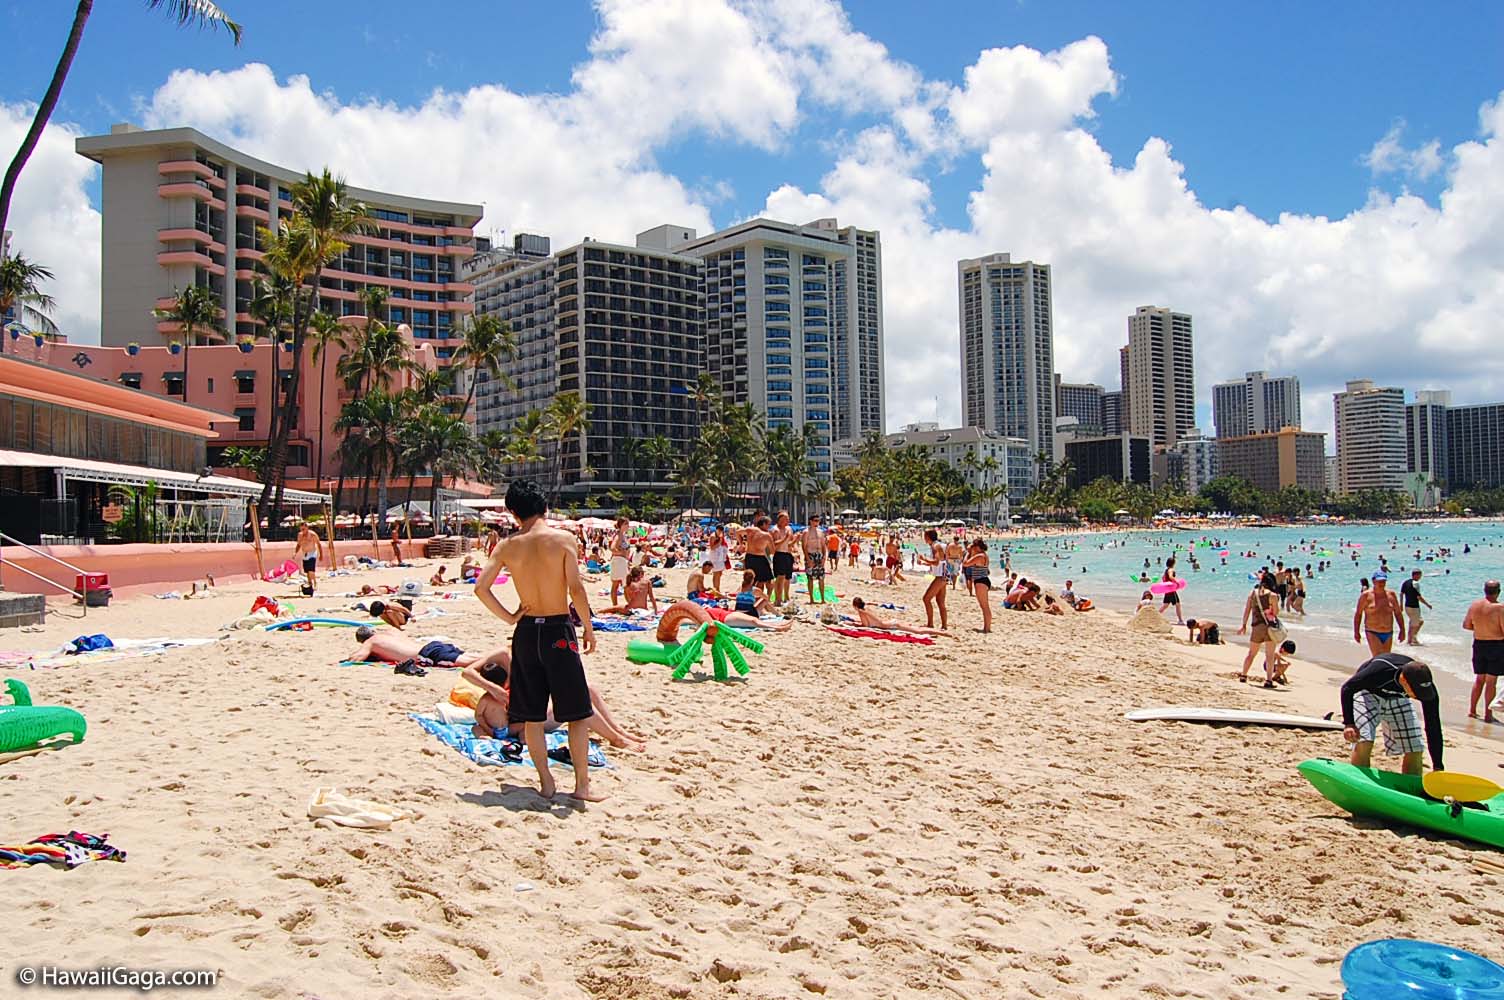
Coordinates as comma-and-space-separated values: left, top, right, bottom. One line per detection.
1298, 758, 1504, 849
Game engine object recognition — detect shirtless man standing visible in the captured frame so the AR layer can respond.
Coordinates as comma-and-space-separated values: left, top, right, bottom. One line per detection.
945, 536, 965, 590
1354, 571, 1405, 655
1464, 579, 1504, 722
475, 480, 604, 802
742, 515, 775, 594
799, 514, 828, 605
770, 511, 795, 605
608, 516, 632, 607
294, 522, 321, 594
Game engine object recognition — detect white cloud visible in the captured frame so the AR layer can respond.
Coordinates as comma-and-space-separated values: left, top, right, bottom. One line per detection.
1364, 120, 1445, 181
0, 103, 100, 341
3, 0, 1501, 444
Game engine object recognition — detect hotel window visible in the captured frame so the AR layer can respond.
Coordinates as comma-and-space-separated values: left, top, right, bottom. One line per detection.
235, 372, 255, 393
119, 373, 142, 389
162, 372, 184, 396
234, 408, 256, 432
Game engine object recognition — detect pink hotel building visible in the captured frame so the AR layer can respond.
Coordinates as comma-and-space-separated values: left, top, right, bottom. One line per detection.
55, 125, 488, 490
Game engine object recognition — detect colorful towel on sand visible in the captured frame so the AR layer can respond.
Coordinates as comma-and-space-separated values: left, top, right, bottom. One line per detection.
0, 832, 126, 870
23, 637, 220, 670
822, 625, 934, 645
408, 714, 608, 769
590, 618, 648, 632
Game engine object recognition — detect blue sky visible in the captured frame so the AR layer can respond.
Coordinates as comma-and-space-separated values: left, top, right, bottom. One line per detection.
3, 1, 1502, 433
6, 0, 1499, 227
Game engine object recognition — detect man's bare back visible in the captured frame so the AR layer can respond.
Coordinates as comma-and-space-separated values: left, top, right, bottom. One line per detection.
744, 527, 772, 556
493, 523, 582, 617
1465, 598, 1504, 640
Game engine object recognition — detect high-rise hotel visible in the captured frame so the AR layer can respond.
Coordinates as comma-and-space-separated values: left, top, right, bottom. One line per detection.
646, 219, 886, 478
958, 253, 1056, 468
462, 233, 704, 495
1124, 305, 1195, 449
76, 124, 482, 353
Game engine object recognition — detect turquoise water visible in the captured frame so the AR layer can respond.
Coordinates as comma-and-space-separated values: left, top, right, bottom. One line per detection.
995, 521, 1504, 690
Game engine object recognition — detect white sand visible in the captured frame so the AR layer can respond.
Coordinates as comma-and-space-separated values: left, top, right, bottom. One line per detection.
4, 557, 1502, 998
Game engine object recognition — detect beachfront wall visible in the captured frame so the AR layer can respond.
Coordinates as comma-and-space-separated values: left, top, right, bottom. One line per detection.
32, 336, 445, 484
0, 540, 348, 598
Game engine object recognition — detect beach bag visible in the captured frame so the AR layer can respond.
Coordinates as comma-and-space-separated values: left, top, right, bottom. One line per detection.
1252, 587, 1286, 643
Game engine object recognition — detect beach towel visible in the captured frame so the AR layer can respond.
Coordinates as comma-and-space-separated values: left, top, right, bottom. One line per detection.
822, 625, 934, 645
590, 618, 648, 632
0, 831, 125, 870
26, 637, 219, 670
408, 714, 608, 769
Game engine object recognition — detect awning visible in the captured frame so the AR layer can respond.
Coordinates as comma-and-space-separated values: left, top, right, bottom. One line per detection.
0, 448, 329, 504
454, 498, 508, 509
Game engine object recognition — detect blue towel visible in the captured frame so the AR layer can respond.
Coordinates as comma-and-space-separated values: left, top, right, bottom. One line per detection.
408, 714, 607, 768
590, 618, 648, 632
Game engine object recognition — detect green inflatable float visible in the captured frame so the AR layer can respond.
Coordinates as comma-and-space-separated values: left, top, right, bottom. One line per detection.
0, 679, 87, 753
794, 573, 839, 602
627, 622, 764, 681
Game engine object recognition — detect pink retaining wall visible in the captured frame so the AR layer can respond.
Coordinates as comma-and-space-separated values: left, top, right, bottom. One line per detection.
0, 540, 380, 599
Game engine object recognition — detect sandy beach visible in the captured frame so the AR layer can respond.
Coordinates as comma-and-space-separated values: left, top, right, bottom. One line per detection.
5, 555, 1503, 999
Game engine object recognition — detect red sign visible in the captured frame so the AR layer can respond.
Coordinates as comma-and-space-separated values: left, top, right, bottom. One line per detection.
100, 504, 124, 524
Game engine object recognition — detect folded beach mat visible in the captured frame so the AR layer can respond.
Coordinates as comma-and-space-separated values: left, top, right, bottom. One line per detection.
408, 714, 607, 768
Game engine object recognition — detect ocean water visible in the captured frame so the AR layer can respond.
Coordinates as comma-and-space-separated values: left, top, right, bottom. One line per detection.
994, 521, 1504, 690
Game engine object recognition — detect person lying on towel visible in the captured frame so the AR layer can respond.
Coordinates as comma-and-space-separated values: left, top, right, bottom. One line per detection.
851, 597, 951, 637
347, 626, 471, 668
460, 650, 645, 752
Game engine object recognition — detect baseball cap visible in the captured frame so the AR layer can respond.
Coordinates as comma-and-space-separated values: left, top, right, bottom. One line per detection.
1372, 571, 1388, 582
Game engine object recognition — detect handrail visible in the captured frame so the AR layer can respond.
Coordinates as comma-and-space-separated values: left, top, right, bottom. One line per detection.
0, 531, 89, 618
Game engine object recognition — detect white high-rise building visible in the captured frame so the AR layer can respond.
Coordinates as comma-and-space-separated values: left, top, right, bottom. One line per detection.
648, 218, 884, 478
958, 253, 1056, 470
1169, 427, 1220, 494
1334, 379, 1407, 494
810, 218, 884, 439
1212, 370, 1301, 438
1125, 305, 1195, 449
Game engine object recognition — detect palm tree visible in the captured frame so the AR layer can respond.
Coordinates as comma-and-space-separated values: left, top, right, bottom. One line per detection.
347, 388, 404, 532
451, 313, 515, 419
152, 284, 223, 407
544, 392, 591, 503
422, 410, 477, 521
0, 1, 241, 244
262, 172, 373, 530
411, 367, 454, 406
306, 308, 349, 489
642, 434, 674, 486
0, 252, 57, 351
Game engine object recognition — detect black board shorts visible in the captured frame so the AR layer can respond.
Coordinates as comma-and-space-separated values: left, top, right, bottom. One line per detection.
773, 551, 795, 578
508, 615, 592, 724
1473, 639, 1504, 677
746, 554, 774, 584
302, 555, 317, 572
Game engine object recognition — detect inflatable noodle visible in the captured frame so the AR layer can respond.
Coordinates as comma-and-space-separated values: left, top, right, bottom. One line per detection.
0, 680, 87, 753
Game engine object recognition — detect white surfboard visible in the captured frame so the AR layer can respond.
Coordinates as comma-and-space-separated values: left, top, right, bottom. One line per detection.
1125, 706, 1342, 730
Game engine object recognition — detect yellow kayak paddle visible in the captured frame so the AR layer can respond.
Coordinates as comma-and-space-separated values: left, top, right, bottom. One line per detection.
1423, 771, 1504, 804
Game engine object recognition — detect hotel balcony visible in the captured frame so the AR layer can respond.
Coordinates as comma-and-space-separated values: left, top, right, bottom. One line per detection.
157, 227, 213, 245
157, 159, 214, 180
157, 249, 214, 269
158, 181, 214, 202
234, 182, 268, 198
235, 203, 270, 223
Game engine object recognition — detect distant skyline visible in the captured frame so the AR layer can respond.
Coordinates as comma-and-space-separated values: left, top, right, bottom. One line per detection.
2, 0, 1502, 436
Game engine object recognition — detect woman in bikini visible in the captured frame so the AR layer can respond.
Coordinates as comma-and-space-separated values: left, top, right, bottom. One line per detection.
918, 528, 950, 631
963, 539, 994, 634
1238, 572, 1281, 687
